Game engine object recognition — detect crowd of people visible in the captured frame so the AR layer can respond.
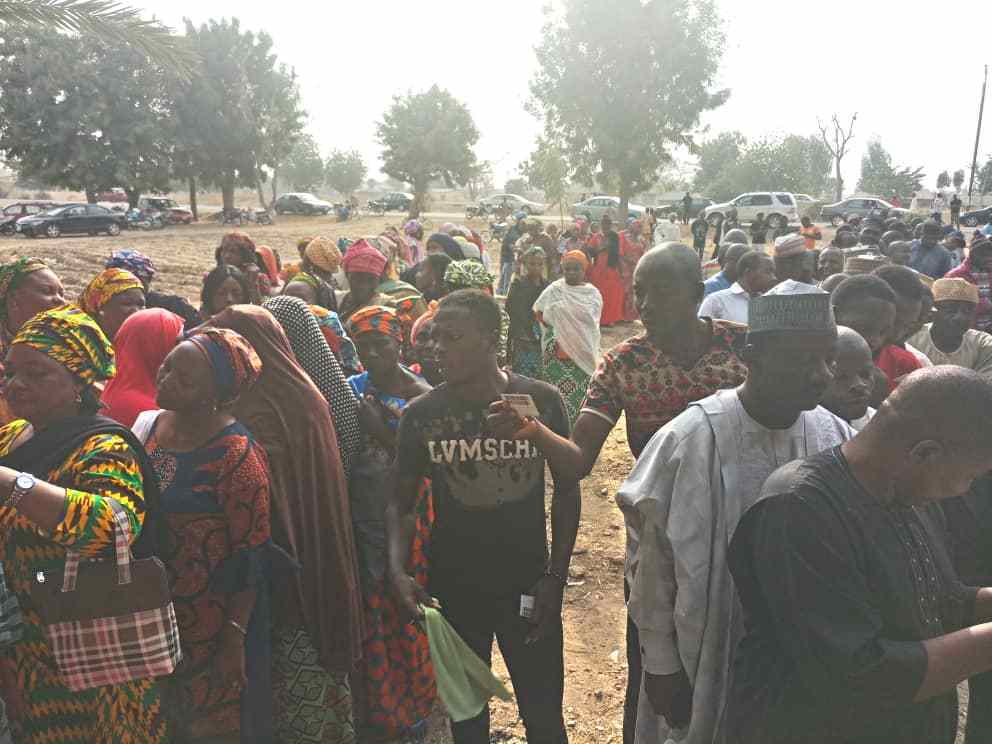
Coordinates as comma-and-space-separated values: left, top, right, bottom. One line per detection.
0, 200, 990, 744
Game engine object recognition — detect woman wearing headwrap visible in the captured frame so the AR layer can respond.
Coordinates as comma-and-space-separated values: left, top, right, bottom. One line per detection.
339, 239, 391, 323
0, 306, 167, 742
0, 258, 65, 352
444, 260, 509, 366
255, 245, 282, 292
101, 309, 184, 428
262, 296, 362, 478
309, 304, 363, 377
279, 237, 315, 284
215, 231, 270, 300
210, 305, 363, 744
78, 267, 146, 341
533, 250, 604, 423
106, 249, 200, 325
139, 328, 273, 742
403, 220, 425, 264
303, 236, 342, 282
282, 269, 339, 313
620, 220, 648, 322
424, 232, 466, 261
506, 246, 549, 378
345, 306, 435, 740
201, 265, 254, 319
407, 301, 443, 386
946, 239, 992, 332
586, 216, 625, 327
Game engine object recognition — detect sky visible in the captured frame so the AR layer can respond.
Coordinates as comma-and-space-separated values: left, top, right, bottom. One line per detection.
137, 0, 992, 197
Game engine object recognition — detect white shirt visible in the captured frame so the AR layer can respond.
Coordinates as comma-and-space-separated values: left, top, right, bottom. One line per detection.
849, 406, 876, 431
654, 221, 682, 245
698, 282, 750, 324
619, 390, 854, 744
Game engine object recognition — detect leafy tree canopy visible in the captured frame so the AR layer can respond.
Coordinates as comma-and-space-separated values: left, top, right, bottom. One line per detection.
858, 140, 924, 199
325, 149, 367, 196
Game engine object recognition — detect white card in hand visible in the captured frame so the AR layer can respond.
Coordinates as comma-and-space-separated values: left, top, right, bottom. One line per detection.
501, 393, 541, 419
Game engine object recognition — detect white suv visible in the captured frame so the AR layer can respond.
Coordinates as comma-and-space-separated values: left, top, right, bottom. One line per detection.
703, 192, 799, 228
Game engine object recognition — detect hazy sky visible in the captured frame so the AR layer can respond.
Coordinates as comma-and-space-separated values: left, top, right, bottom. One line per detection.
139, 0, 992, 197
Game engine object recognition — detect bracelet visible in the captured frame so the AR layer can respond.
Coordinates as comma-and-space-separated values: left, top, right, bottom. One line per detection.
226, 619, 248, 637
544, 568, 567, 587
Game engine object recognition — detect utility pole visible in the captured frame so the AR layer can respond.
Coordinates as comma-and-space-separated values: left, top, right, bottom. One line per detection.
967, 64, 987, 208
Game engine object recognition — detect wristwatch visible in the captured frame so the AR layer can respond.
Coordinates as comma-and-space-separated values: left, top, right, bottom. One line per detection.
6, 472, 36, 510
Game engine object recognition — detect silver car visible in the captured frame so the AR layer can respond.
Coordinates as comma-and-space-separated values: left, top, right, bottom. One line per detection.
571, 196, 645, 222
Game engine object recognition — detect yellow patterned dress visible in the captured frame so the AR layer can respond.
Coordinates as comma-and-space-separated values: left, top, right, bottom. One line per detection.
0, 420, 168, 743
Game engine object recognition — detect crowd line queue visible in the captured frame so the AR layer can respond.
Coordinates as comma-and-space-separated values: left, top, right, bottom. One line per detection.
0, 204, 989, 744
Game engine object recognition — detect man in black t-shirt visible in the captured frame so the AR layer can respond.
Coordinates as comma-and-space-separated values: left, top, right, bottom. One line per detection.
389, 289, 580, 744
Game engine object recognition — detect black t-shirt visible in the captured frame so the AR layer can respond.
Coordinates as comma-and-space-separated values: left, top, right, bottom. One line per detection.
691, 218, 708, 247
396, 373, 569, 597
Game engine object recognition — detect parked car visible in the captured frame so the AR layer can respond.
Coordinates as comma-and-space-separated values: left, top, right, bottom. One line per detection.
0, 200, 65, 234
960, 206, 992, 228
820, 197, 909, 227
571, 196, 646, 222
96, 188, 128, 203
379, 191, 415, 212
273, 193, 333, 216
17, 203, 126, 238
704, 192, 799, 228
138, 197, 194, 224
479, 193, 546, 216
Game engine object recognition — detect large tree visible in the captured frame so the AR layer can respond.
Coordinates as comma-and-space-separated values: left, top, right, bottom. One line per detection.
937, 170, 951, 190
324, 149, 367, 196
978, 158, 992, 195
521, 136, 570, 221
817, 113, 857, 201
857, 140, 924, 199
0, 29, 175, 205
376, 85, 479, 217
174, 18, 305, 212
953, 169, 966, 192
530, 0, 727, 218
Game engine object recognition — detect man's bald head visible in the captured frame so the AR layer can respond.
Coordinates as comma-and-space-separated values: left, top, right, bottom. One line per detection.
836, 325, 872, 358
636, 242, 702, 284
722, 228, 748, 246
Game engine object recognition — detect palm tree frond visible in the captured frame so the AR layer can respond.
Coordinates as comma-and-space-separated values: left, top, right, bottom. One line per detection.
0, 0, 196, 75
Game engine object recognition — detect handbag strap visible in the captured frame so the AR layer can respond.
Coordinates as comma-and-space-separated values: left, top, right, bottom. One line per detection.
61, 501, 134, 593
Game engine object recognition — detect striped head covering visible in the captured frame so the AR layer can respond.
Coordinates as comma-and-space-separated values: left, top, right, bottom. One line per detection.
341, 239, 387, 276
0, 257, 49, 322
444, 259, 495, 291
347, 305, 403, 343
13, 305, 115, 385
78, 268, 144, 316
105, 249, 156, 284
305, 236, 342, 273
563, 249, 591, 271
187, 328, 262, 405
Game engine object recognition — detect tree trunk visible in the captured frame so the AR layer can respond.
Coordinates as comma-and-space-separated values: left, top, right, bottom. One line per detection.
619, 185, 630, 224
125, 188, 140, 209
85, 188, 97, 204
271, 168, 279, 205
411, 180, 426, 219
188, 177, 198, 221
834, 158, 843, 202
222, 178, 235, 212
255, 178, 267, 210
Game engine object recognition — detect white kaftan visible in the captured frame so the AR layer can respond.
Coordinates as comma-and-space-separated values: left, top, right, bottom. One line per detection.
618, 389, 854, 744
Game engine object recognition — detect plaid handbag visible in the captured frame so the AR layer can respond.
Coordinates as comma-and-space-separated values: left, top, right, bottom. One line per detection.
29, 501, 181, 691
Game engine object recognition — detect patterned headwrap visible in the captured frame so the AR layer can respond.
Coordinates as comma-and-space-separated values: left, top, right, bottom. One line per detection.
13, 305, 115, 385
563, 250, 591, 271
404, 219, 422, 237
78, 268, 143, 316
305, 236, 342, 273
444, 259, 495, 291
410, 300, 438, 346
347, 305, 403, 344
187, 328, 262, 405
0, 258, 49, 322
341, 239, 387, 277
105, 249, 156, 284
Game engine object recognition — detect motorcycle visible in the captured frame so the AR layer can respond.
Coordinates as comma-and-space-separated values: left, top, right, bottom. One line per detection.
254, 208, 273, 225
485, 221, 509, 243
126, 208, 166, 230
466, 203, 491, 219
366, 200, 386, 216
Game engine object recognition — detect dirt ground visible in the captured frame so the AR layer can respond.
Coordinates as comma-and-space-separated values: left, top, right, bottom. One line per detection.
0, 213, 972, 743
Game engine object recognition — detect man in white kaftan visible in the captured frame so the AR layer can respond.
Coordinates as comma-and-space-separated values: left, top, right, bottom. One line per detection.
618, 283, 856, 744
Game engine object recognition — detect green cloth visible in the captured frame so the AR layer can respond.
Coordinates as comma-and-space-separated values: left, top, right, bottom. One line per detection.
421, 607, 512, 722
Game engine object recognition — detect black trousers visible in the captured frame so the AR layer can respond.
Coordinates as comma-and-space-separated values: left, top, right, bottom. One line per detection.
433, 585, 568, 744
623, 579, 639, 744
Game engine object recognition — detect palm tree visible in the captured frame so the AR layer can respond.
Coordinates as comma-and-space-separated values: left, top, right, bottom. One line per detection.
0, 0, 194, 72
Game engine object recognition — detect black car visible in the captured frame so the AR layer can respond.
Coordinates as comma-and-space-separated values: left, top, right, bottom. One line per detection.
380, 192, 413, 211
273, 193, 333, 216
0, 200, 66, 234
17, 203, 126, 238
960, 206, 992, 228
